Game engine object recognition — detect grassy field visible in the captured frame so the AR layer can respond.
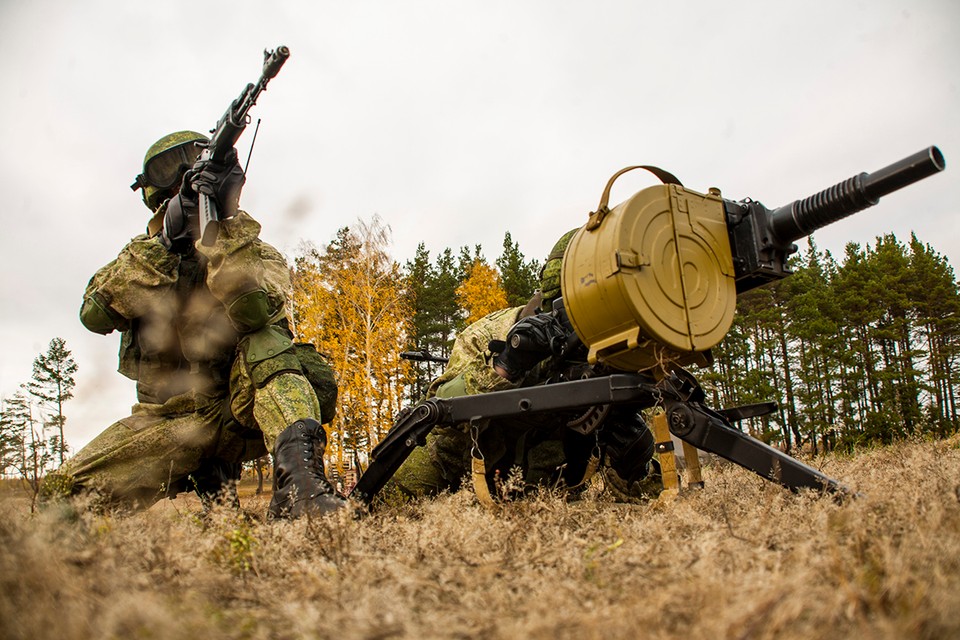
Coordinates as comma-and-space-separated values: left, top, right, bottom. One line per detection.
2, 437, 959, 640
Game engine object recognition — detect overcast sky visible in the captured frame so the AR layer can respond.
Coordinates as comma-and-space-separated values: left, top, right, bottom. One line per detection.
1, 0, 957, 454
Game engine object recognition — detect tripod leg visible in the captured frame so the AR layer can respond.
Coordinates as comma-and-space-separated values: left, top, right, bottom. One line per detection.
682, 441, 704, 489
651, 412, 680, 499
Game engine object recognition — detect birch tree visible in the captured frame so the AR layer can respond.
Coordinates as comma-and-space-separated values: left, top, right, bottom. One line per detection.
291, 216, 411, 469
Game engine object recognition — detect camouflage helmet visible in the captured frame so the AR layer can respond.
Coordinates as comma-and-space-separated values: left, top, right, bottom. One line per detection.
539, 228, 579, 312
130, 130, 208, 211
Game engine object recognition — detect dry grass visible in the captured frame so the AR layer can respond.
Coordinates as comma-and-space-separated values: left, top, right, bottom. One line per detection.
2, 437, 959, 640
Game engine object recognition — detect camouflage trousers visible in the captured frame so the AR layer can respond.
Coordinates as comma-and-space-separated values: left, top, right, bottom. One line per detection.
387, 418, 665, 504
387, 418, 596, 499
43, 367, 320, 512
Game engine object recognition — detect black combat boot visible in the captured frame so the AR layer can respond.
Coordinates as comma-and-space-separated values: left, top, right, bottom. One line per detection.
269, 419, 346, 519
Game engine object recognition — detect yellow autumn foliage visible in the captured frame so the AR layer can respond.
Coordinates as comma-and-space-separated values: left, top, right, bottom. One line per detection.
456, 260, 509, 324
291, 216, 412, 470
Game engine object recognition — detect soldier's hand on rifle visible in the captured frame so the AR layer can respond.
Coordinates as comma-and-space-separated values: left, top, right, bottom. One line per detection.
492, 313, 566, 382
159, 178, 201, 254
189, 146, 246, 219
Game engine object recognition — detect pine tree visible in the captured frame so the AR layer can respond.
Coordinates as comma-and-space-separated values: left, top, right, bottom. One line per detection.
729, 284, 782, 445
0, 397, 25, 477
403, 244, 462, 401
405, 243, 433, 342
28, 337, 77, 466
496, 232, 541, 307
707, 231, 959, 451
1, 389, 52, 509
432, 248, 464, 343
906, 234, 960, 433
874, 235, 923, 434
832, 242, 889, 445
457, 245, 485, 282
403, 244, 435, 401
780, 243, 841, 452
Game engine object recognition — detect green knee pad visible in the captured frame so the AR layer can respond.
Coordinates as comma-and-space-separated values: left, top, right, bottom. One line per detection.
79, 293, 128, 335
242, 325, 300, 387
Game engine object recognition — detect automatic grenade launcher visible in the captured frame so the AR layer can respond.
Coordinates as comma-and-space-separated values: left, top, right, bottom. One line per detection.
350, 147, 946, 505
561, 147, 946, 372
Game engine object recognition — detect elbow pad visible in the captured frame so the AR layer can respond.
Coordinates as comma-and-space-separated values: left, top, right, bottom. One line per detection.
227, 289, 271, 333
79, 294, 127, 335
436, 374, 469, 399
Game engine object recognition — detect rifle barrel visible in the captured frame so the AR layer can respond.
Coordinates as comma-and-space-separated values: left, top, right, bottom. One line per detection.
263, 46, 289, 79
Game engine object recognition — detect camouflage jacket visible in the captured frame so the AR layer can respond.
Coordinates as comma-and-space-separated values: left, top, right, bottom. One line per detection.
426, 307, 525, 401
79, 210, 292, 404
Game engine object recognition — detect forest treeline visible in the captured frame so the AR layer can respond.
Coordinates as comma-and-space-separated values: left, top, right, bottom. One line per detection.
703, 233, 960, 454
291, 218, 959, 470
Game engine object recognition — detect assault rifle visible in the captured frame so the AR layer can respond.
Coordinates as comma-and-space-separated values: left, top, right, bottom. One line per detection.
350, 147, 945, 506
198, 45, 290, 246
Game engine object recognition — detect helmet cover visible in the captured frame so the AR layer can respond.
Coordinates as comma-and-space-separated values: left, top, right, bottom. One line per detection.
133, 130, 209, 211
539, 228, 579, 312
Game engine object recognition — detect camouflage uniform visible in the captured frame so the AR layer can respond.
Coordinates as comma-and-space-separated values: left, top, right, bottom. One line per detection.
388, 305, 598, 498
389, 226, 658, 502
45, 210, 327, 510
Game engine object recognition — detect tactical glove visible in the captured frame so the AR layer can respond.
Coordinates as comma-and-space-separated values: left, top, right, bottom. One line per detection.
492, 313, 567, 382
159, 186, 199, 254
188, 146, 246, 219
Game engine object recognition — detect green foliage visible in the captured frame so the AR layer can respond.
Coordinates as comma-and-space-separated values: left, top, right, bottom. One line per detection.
403, 245, 462, 402
0, 392, 31, 477
457, 244, 486, 282
0, 338, 76, 511
210, 516, 258, 575
0, 389, 53, 511
28, 337, 77, 466
708, 233, 960, 452
403, 234, 539, 402
495, 232, 541, 307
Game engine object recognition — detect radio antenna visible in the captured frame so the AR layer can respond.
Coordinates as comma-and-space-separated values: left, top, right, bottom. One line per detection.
243, 118, 262, 174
